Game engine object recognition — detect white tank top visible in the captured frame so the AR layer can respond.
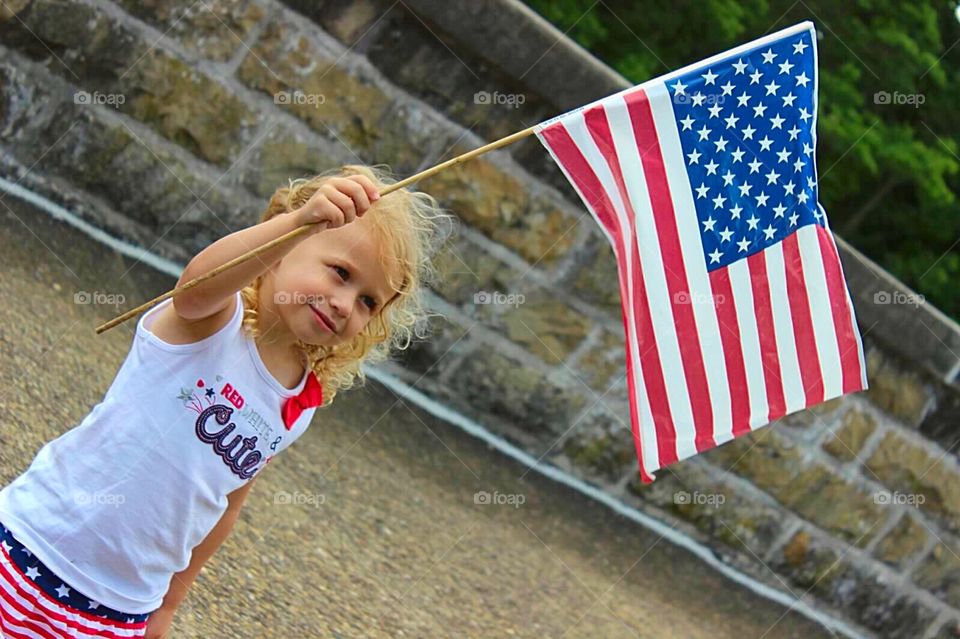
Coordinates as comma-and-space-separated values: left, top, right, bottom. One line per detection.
0, 290, 318, 614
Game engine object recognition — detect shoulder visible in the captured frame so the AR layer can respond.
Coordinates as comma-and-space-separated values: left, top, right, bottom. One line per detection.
148, 294, 239, 347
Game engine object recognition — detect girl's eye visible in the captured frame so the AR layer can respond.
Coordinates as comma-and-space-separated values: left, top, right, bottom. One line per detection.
363, 296, 377, 311
333, 265, 348, 279
331, 265, 377, 310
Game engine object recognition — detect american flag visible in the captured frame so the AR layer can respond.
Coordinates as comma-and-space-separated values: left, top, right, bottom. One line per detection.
534, 21, 868, 483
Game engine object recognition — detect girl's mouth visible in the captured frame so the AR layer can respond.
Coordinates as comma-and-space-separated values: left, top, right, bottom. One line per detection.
309, 305, 336, 332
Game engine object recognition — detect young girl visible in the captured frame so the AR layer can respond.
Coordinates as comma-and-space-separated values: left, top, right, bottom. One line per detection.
0, 164, 453, 638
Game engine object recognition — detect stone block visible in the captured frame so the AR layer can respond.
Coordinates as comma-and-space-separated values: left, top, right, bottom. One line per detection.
866, 430, 960, 533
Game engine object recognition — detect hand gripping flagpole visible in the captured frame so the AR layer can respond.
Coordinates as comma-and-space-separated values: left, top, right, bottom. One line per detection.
95, 125, 538, 335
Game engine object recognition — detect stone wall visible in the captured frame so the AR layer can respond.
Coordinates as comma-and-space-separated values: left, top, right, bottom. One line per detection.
1, 1, 958, 637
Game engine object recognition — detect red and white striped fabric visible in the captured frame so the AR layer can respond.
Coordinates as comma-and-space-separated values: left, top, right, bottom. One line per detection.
0, 544, 148, 639
535, 22, 868, 483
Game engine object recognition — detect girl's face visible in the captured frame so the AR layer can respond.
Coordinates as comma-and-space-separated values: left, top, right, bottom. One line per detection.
269, 216, 395, 346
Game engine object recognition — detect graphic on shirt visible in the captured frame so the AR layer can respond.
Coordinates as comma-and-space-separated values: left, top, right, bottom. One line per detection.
179, 377, 284, 480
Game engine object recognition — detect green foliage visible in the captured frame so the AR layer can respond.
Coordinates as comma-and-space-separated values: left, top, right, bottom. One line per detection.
523, 0, 960, 320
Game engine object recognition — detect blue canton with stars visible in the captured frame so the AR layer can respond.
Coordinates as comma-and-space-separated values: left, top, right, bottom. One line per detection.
668, 28, 822, 271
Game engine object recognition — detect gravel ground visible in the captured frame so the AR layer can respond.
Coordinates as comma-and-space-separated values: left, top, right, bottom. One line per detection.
0, 196, 840, 638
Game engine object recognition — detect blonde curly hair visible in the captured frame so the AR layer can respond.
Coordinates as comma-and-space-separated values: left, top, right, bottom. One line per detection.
240, 164, 457, 407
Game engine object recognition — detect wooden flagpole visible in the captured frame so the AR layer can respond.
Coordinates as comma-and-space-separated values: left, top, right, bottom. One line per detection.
95, 124, 539, 335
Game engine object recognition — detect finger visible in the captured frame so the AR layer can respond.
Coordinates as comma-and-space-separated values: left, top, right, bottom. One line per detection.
336, 178, 371, 216
323, 184, 356, 222
349, 174, 380, 203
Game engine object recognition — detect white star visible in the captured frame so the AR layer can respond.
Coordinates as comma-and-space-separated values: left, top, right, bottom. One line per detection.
789, 211, 800, 225
778, 60, 795, 75
750, 69, 763, 84
787, 125, 801, 141
730, 204, 743, 219
741, 124, 756, 140
25, 565, 41, 580
795, 72, 810, 87
738, 182, 753, 197
713, 136, 728, 152
712, 193, 727, 209
763, 224, 777, 240
20, 547, 32, 559
731, 147, 745, 162
738, 237, 751, 252
704, 159, 719, 175
702, 69, 718, 85
794, 158, 806, 172
761, 49, 777, 64
782, 93, 797, 107
765, 169, 780, 185
765, 80, 781, 96
793, 40, 809, 55
719, 226, 734, 242
753, 103, 768, 118
807, 176, 817, 189
671, 79, 687, 95
770, 113, 785, 129
708, 103, 722, 118
776, 148, 791, 163
724, 113, 740, 129
709, 248, 723, 264
720, 81, 735, 96
747, 214, 760, 230
798, 107, 812, 122
773, 203, 787, 218
784, 180, 796, 195
755, 192, 769, 207
702, 216, 717, 232
680, 114, 695, 130
695, 183, 710, 199
732, 59, 748, 74
56, 584, 71, 598
758, 136, 773, 151
748, 158, 763, 173
687, 149, 702, 164
697, 125, 712, 141
737, 92, 751, 107
88, 599, 102, 610
803, 142, 813, 155
797, 190, 809, 204
692, 92, 706, 107
721, 170, 735, 186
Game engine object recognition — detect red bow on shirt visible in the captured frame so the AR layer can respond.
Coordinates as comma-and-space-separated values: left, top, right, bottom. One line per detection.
280, 371, 323, 430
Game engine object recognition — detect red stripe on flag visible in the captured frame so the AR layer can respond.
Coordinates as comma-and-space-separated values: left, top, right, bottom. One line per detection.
782, 232, 824, 407
538, 116, 668, 479
623, 89, 716, 452
747, 251, 787, 421
709, 269, 752, 439
815, 225, 864, 393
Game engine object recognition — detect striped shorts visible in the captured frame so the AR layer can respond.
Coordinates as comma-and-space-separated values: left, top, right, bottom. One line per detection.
0, 521, 152, 638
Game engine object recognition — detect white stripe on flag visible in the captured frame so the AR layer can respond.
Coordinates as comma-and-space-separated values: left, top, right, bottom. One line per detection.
726, 258, 770, 429
646, 82, 735, 448
764, 242, 807, 414
600, 94, 698, 462
795, 224, 843, 400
